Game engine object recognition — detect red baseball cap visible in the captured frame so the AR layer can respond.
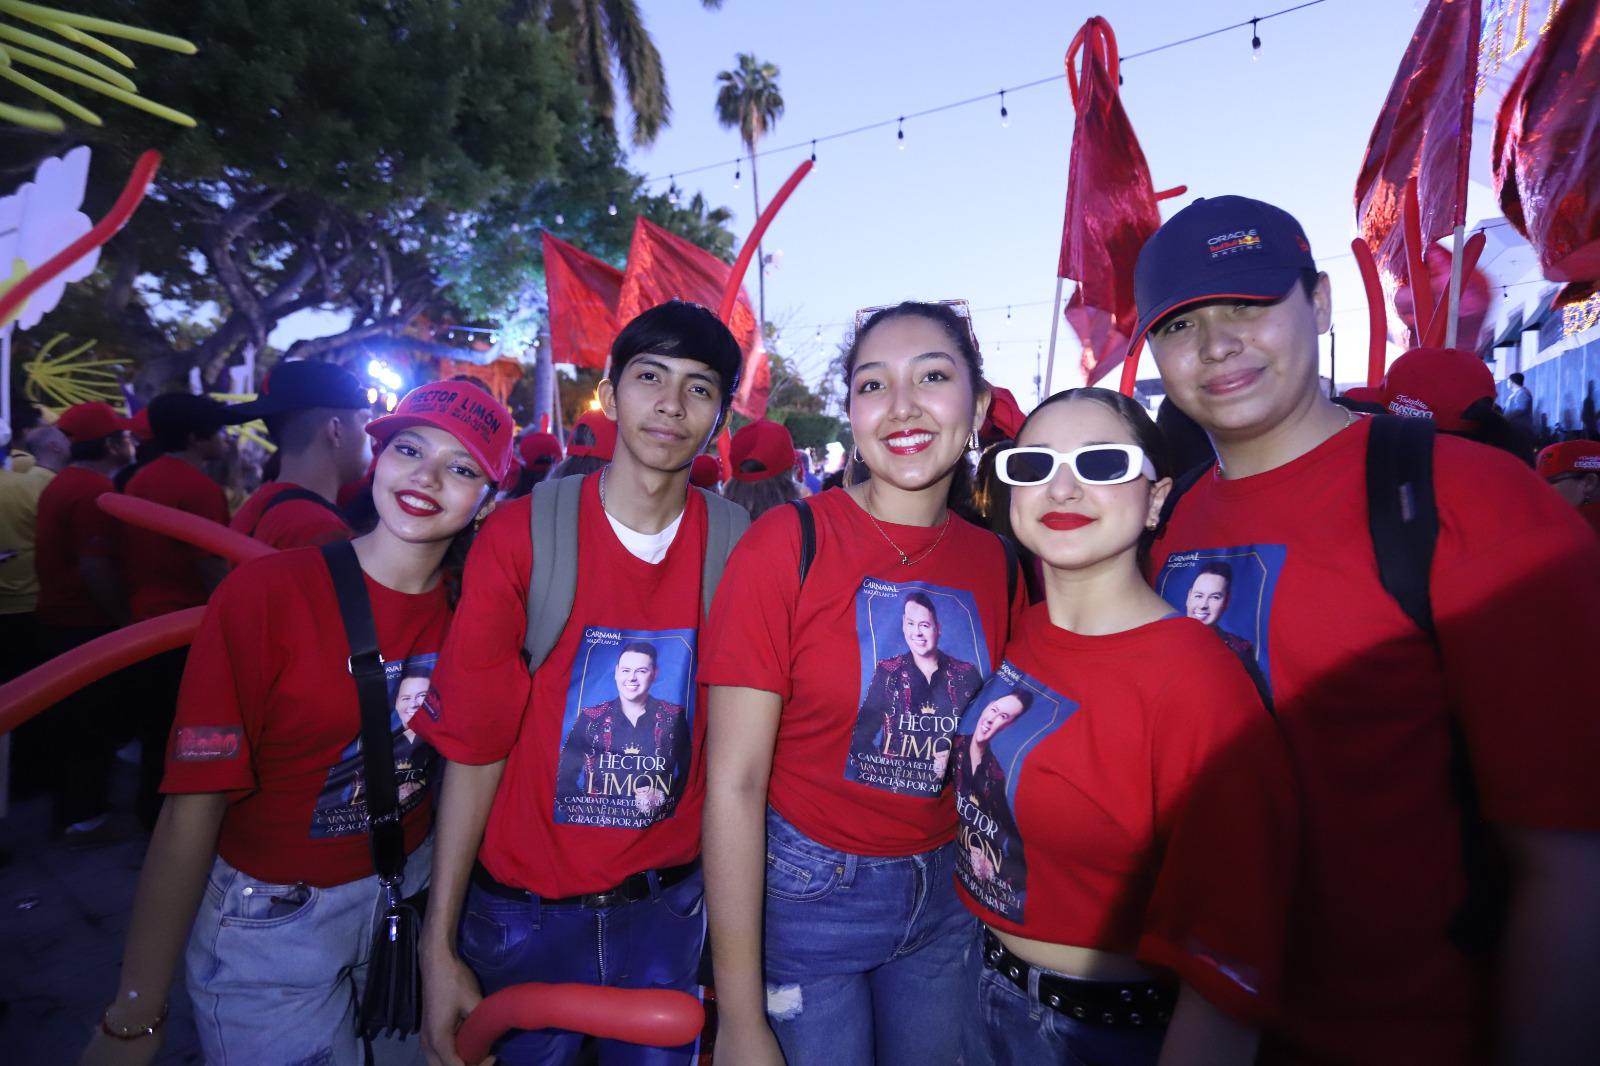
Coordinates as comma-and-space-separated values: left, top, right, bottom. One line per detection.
567, 410, 617, 461
690, 453, 723, 488
1341, 385, 1384, 405
730, 419, 796, 482
1379, 348, 1496, 432
1537, 441, 1600, 481
366, 382, 516, 482
56, 402, 133, 443
518, 431, 562, 468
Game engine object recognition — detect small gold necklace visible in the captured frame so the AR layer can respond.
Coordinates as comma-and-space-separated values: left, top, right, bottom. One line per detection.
861, 497, 952, 567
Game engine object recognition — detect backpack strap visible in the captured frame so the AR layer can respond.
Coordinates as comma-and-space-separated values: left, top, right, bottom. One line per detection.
523, 474, 585, 673
790, 499, 817, 587
1365, 415, 1438, 637
1153, 461, 1213, 540
694, 486, 751, 616
249, 485, 343, 537
998, 533, 1020, 607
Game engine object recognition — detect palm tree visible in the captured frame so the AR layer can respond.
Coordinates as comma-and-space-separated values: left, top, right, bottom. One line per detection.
517, 0, 724, 147
715, 53, 784, 328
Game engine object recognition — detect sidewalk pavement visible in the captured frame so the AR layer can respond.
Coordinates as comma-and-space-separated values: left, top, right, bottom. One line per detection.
0, 765, 201, 1065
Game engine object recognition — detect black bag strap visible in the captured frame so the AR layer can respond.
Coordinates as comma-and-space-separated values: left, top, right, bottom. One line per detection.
791, 498, 816, 587
998, 533, 1020, 607
320, 541, 405, 887
250, 486, 343, 537
1365, 415, 1438, 637
1153, 460, 1213, 540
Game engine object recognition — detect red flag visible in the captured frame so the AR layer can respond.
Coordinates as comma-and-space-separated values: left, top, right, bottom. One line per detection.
617, 218, 769, 418
1354, 0, 1481, 292
1057, 18, 1164, 386
979, 384, 1027, 444
543, 232, 623, 369
1494, 0, 1600, 303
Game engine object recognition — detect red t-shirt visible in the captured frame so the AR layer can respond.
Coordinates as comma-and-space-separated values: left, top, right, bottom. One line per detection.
952, 607, 1297, 1024
1149, 418, 1600, 1064
230, 481, 351, 550
699, 488, 1019, 856
124, 455, 230, 620
416, 476, 711, 897
1579, 500, 1600, 538
161, 547, 446, 887
34, 466, 121, 627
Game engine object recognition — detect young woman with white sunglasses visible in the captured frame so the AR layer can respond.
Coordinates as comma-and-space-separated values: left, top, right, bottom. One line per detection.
953, 387, 1298, 1066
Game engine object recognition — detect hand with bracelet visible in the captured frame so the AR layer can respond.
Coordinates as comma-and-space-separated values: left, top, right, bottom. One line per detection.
78, 989, 167, 1066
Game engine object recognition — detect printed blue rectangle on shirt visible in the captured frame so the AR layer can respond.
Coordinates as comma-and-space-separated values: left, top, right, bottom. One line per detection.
1155, 544, 1287, 699
554, 626, 695, 829
952, 660, 1078, 923
846, 578, 989, 797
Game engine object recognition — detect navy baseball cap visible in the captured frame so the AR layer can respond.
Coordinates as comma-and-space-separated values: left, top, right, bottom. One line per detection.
1131, 196, 1317, 356
230, 359, 371, 421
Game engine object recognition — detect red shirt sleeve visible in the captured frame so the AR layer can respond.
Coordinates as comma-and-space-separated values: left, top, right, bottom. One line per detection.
74, 487, 117, 558
1432, 449, 1600, 830
1137, 633, 1300, 1023
411, 498, 534, 764
161, 567, 266, 795
700, 503, 804, 699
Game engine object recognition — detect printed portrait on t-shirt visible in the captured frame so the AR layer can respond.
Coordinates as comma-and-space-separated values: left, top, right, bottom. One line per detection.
952, 660, 1077, 923
554, 626, 695, 830
309, 653, 439, 839
1156, 545, 1287, 698
845, 578, 990, 797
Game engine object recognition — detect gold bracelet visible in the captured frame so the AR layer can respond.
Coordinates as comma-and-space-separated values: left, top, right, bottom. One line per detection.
100, 1001, 168, 1040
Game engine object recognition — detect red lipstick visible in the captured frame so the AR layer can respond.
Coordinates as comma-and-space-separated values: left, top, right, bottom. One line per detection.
882, 429, 935, 456
1040, 512, 1095, 531
395, 490, 442, 517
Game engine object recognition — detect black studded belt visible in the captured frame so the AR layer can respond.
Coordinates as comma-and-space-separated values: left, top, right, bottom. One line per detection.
981, 928, 1176, 1029
472, 860, 699, 909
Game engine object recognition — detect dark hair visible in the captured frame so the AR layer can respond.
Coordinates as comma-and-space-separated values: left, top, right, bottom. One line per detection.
399, 662, 434, 684
1195, 561, 1234, 586
69, 436, 111, 462
969, 440, 1010, 522
149, 395, 228, 453
608, 300, 742, 415
265, 407, 353, 453
1004, 688, 1035, 715
1450, 397, 1536, 466
1509, 372, 1525, 386
902, 590, 938, 622
1155, 398, 1215, 474
723, 474, 800, 521
617, 641, 658, 664
548, 454, 607, 481
504, 462, 553, 499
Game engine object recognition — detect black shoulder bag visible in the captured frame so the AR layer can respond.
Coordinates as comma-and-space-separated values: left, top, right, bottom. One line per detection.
321, 541, 423, 1040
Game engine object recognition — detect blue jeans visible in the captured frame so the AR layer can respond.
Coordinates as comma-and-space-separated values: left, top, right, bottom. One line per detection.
962, 951, 1166, 1066
761, 807, 976, 1066
184, 837, 432, 1066
457, 868, 706, 1066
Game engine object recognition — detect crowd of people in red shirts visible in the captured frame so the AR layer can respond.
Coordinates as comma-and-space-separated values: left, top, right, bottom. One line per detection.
0, 194, 1596, 1066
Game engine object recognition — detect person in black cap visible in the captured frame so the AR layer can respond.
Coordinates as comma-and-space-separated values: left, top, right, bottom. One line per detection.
228, 360, 373, 549
1132, 195, 1600, 1066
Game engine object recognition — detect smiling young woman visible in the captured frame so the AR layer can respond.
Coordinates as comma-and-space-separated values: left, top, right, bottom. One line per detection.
701, 301, 1024, 1066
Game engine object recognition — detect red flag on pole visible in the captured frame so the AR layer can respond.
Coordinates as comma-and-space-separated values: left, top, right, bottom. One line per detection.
1057, 17, 1164, 387
1354, 0, 1482, 295
617, 218, 769, 418
1493, 0, 1600, 303
543, 232, 622, 369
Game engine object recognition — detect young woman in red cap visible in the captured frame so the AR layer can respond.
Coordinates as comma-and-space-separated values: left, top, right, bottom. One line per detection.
81, 383, 514, 1066
701, 301, 1021, 1066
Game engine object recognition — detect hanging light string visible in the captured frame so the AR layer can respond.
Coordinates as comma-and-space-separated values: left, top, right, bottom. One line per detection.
638, 0, 1331, 187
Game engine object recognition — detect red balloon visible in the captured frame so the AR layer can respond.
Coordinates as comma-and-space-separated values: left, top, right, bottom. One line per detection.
456, 984, 704, 1065
0, 608, 204, 736
99, 493, 276, 565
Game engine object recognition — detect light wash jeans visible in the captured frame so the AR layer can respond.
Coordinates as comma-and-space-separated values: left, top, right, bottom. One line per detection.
183, 837, 432, 1066
761, 807, 977, 1066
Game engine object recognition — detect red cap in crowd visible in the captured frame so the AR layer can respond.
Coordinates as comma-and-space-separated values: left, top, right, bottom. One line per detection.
518, 431, 562, 469
1341, 385, 1384, 406
1379, 348, 1497, 432
128, 407, 154, 442
55, 402, 133, 443
729, 419, 796, 482
366, 382, 516, 482
690, 453, 723, 489
1537, 440, 1600, 481
567, 410, 617, 461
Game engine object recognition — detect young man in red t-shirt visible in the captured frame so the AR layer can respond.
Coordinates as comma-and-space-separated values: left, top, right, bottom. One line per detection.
1132, 195, 1600, 1066
416, 301, 746, 1066
122, 392, 245, 827
229, 360, 372, 548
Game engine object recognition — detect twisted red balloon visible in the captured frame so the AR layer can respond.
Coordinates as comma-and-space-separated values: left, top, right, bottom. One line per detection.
455, 984, 704, 1065
717, 159, 813, 327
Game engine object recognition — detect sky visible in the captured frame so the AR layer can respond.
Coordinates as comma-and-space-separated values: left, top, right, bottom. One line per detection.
619, 0, 1437, 408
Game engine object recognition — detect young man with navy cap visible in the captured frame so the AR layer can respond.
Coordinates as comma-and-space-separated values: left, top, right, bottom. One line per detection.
1134, 195, 1600, 1065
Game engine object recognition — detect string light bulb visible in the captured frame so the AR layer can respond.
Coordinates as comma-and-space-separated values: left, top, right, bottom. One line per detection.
810, 140, 817, 167
607, 202, 617, 216
1251, 18, 1261, 60
733, 160, 741, 190
552, 213, 563, 226
999, 90, 1009, 128
897, 117, 905, 150
668, 178, 680, 205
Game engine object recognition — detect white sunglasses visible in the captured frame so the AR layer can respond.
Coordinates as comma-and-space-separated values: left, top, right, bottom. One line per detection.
995, 444, 1156, 487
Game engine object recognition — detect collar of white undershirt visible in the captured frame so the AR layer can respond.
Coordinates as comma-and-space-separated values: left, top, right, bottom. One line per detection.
605, 507, 684, 564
